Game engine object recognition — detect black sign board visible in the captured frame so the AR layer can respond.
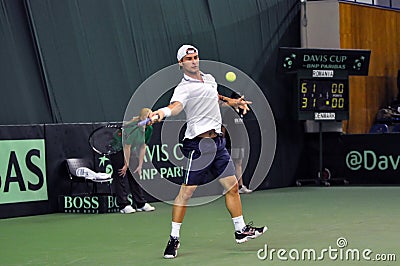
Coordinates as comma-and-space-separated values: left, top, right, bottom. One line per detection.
297, 69, 349, 121
342, 134, 400, 184
58, 195, 120, 214
278, 47, 370, 121
278, 47, 371, 76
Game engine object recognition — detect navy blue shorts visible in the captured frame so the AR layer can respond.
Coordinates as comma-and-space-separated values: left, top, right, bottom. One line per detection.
181, 136, 236, 185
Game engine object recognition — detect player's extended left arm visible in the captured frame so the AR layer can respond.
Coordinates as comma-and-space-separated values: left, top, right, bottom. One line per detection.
218, 94, 252, 115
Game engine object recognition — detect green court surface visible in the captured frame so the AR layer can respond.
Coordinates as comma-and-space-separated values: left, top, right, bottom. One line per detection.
1, 187, 399, 266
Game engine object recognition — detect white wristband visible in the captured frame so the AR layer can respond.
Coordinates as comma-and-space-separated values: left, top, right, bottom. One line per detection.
159, 107, 172, 118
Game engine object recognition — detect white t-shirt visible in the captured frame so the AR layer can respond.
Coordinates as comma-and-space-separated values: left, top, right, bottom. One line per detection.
170, 72, 222, 139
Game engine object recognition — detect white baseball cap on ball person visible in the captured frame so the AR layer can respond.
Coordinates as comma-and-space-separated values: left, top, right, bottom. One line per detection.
177, 45, 198, 61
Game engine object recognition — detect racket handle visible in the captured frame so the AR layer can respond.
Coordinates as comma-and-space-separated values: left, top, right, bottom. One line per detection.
137, 115, 159, 127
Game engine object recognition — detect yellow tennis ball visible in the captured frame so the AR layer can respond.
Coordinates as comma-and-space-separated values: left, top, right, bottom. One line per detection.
225, 71, 236, 82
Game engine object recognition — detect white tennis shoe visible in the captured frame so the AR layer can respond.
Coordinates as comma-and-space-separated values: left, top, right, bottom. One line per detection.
136, 203, 155, 212
239, 185, 253, 194
120, 205, 136, 214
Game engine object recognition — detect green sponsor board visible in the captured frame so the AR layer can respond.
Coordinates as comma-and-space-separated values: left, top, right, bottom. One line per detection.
0, 139, 48, 204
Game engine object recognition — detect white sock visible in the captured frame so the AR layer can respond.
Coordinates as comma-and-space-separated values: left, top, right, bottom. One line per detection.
170, 222, 182, 238
232, 215, 246, 232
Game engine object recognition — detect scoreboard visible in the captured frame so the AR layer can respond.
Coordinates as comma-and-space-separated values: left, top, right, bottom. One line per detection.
297, 70, 349, 121
278, 47, 370, 121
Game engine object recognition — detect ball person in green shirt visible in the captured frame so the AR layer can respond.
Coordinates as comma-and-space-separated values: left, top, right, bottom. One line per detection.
112, 108, 156, 213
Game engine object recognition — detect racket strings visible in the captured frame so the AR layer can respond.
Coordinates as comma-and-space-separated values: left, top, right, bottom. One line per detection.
90, 127, 123, 155
89, 121, 147, 155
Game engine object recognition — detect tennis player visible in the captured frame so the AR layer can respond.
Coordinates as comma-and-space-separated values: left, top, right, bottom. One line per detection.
150, 45, 267, 259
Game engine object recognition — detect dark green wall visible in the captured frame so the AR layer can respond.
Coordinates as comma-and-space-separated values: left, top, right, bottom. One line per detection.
0, 0, 302, 188
1, 0, 300, 124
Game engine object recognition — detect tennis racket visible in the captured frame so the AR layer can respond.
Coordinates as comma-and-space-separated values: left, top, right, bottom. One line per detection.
88, 116, 158, 155
88, 124, 124, 155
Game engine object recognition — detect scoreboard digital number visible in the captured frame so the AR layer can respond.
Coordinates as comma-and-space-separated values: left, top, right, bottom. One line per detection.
297, 70, 349, 121
300, 79, 348, 111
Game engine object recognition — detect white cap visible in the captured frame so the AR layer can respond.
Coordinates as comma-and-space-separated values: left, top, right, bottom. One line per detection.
177, 45, 198, 61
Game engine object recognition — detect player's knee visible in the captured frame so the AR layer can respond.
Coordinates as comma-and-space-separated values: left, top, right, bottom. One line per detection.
226, 182, 239, 194
178, 188, 195, 201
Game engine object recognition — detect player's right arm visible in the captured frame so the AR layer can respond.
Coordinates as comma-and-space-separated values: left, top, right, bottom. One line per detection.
151, 101, 183, 122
